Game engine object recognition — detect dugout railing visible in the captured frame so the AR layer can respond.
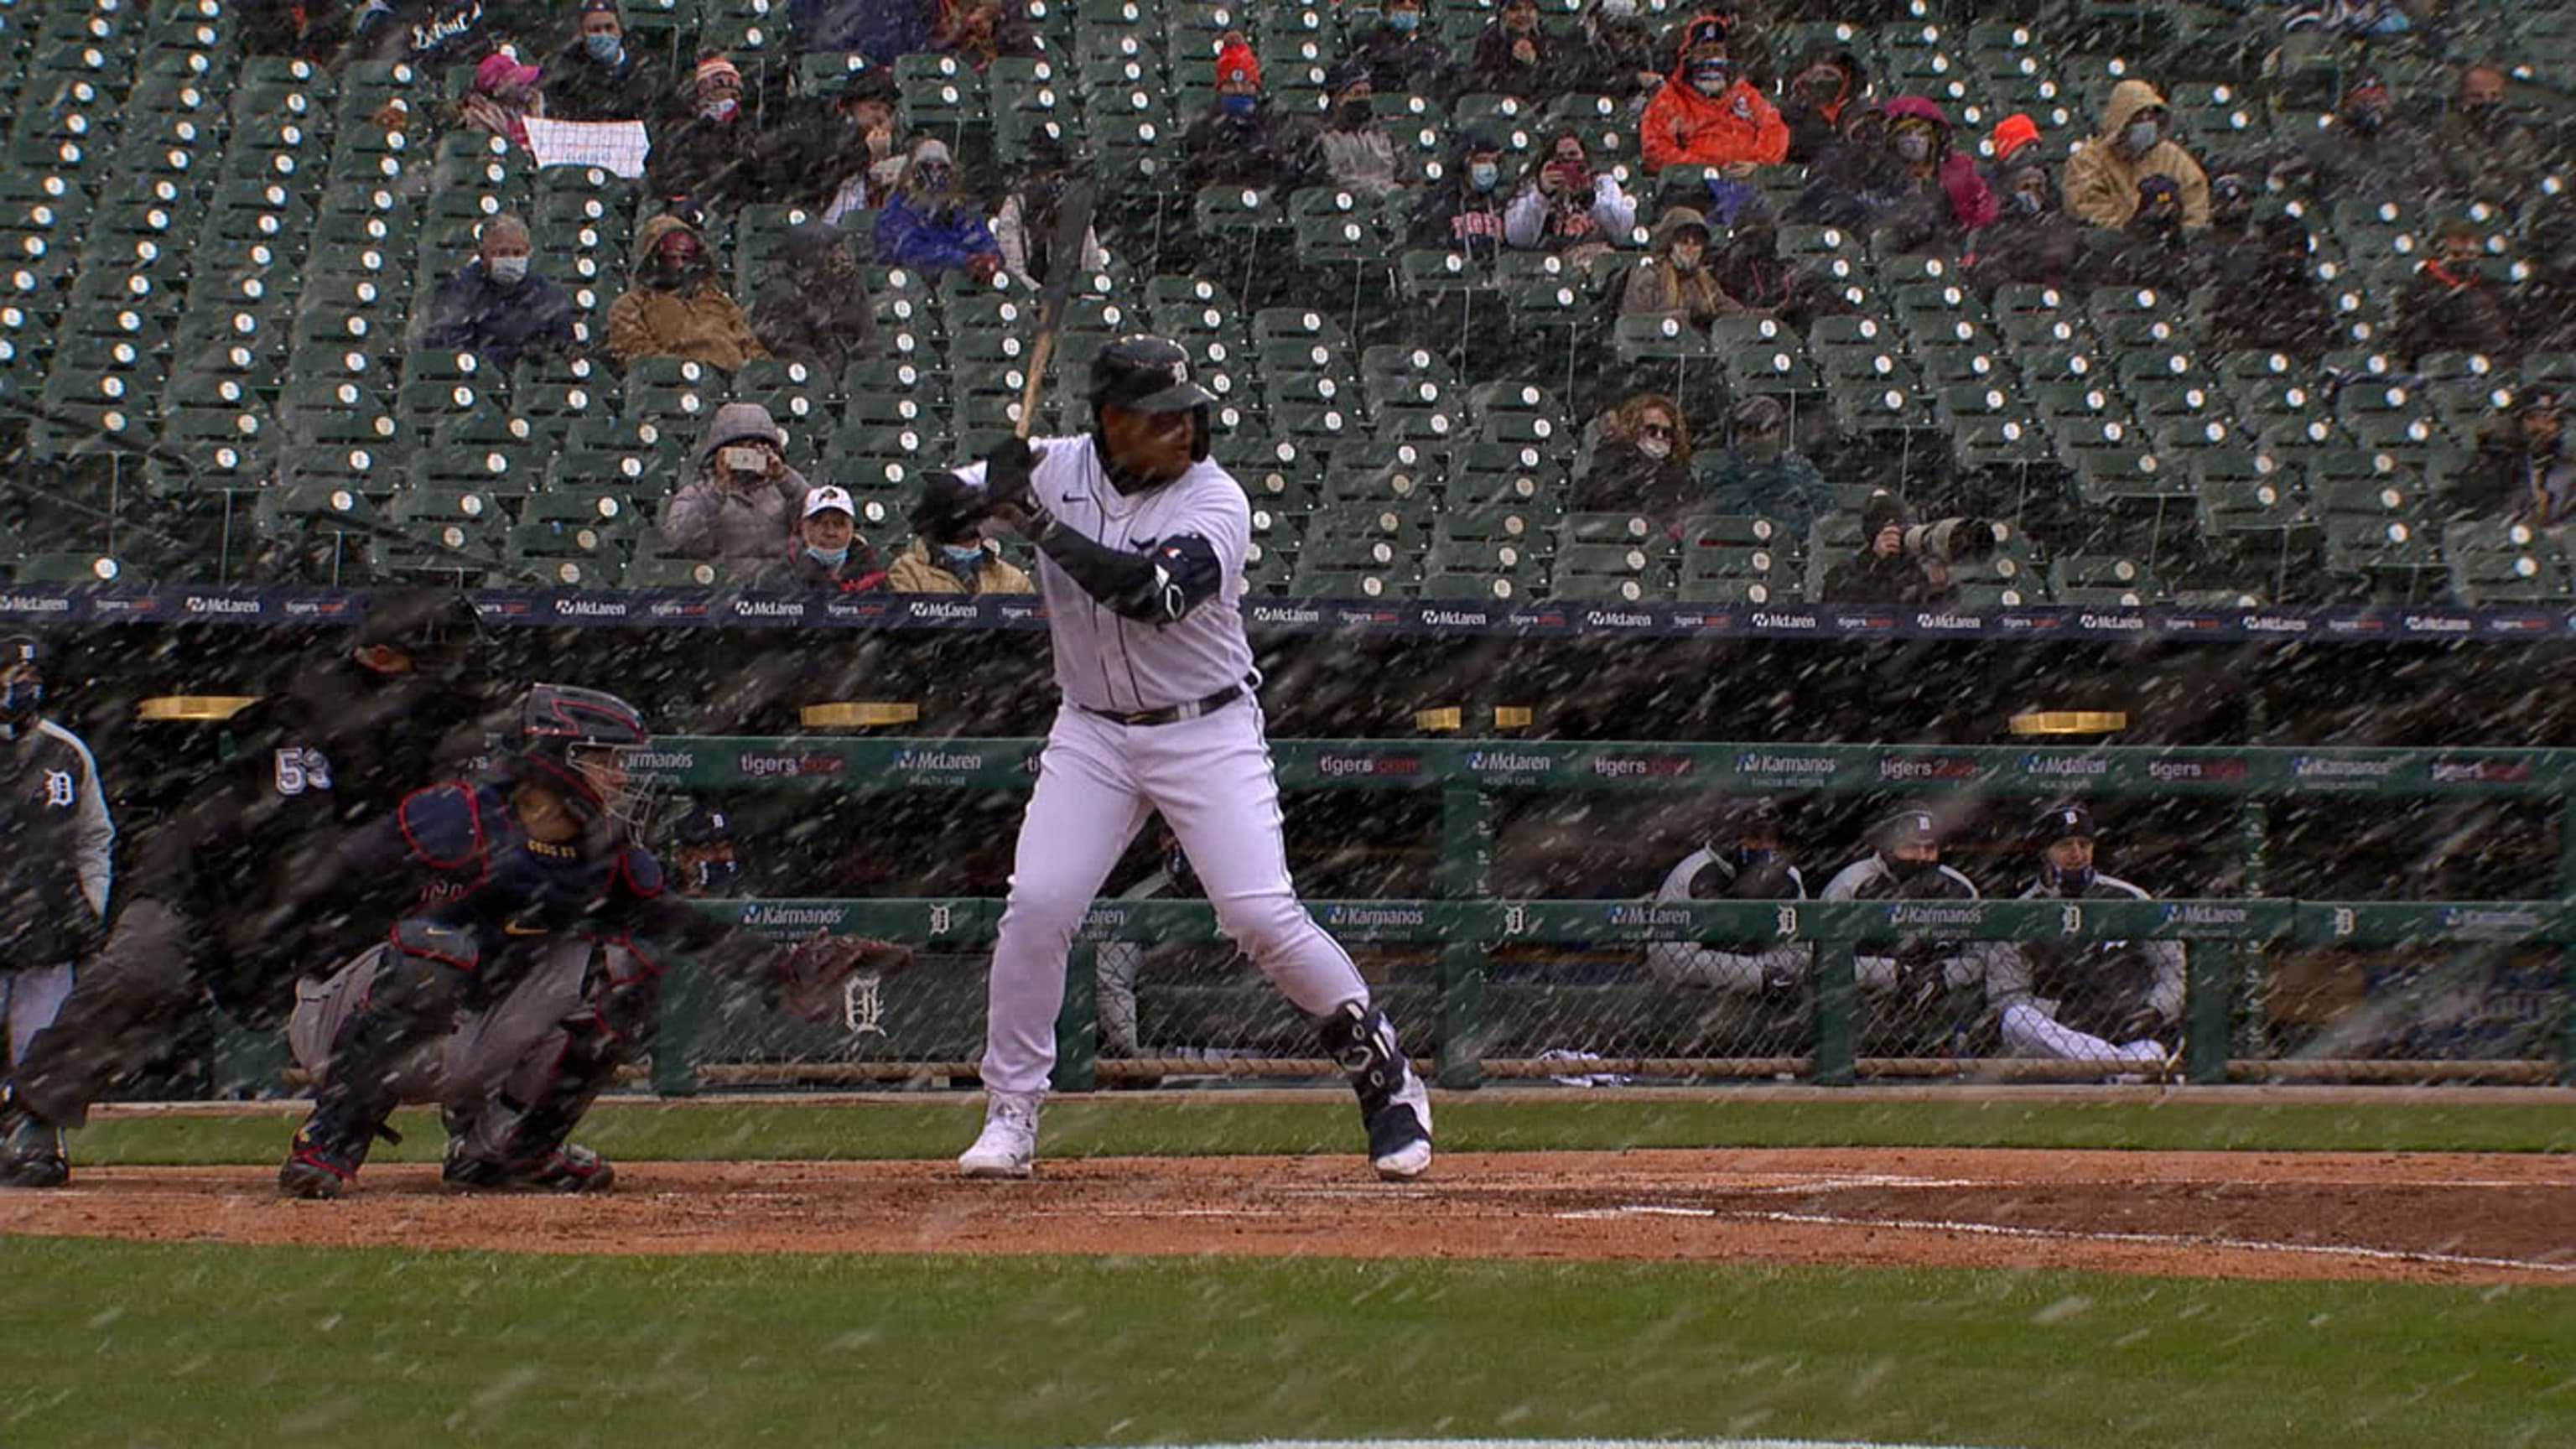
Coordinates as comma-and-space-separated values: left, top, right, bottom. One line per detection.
634, 739, 2576, 1093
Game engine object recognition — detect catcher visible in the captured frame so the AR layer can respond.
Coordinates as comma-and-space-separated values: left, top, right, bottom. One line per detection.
278, 684, 906, 1198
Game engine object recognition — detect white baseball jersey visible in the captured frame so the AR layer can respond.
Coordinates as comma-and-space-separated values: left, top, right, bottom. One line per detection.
952, 434, 1254, 714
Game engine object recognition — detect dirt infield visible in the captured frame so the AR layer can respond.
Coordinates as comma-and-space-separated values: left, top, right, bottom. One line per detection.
6, 1148, 2571, 1285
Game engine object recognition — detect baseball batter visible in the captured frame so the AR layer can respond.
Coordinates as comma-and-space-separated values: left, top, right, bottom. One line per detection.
920, 335, 1433, 1182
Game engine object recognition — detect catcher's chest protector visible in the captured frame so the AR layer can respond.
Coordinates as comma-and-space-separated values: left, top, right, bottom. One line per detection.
398, 782, 662, 966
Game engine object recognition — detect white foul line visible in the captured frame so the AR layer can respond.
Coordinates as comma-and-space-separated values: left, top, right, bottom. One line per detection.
1555, 1204, 2576, 1275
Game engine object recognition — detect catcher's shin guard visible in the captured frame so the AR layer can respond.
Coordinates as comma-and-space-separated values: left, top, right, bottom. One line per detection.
1315, 1000, 1433, 1181
301, 923, 475, 1177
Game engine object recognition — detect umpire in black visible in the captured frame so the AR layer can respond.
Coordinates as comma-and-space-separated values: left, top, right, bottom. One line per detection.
1, 592, 495, 1171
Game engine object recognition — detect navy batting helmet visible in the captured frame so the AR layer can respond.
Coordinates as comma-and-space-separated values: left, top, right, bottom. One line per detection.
1090, 335, 1215, 463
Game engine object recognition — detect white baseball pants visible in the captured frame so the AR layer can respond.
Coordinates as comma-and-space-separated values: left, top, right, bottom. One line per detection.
979, 700, 1368, 1093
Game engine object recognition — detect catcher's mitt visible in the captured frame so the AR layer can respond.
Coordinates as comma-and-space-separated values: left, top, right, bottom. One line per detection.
777, 931, 914, 1023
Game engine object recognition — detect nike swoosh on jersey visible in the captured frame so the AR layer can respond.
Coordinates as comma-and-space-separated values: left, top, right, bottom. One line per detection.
501, 921, 547, 936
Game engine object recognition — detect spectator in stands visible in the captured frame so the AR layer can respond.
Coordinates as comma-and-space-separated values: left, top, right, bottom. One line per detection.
1779, 41, 1865, 165
1615, 206, 1733, 325
932, 0, 1039, 72
1709, 210, 1789, 309
1992, 803, 2182, 1069
1569, 0, 1664, 102
607, 212, 769, 370
887, 495, 1036, 594
1343, 0, 1457, 106
2438, 63, 2549, 208
2301, 75, 2445, 209
1868, 96, 1997, 254
1645, 795, 1808, 993
2460, 387, 2573, 525
667, 804, 741, 895
874, 138, 1004, 281
789, 0, 934, 60
1639, 18, 1787, 174
1409, 132, 1514, 262
1981, 112, 2043, 190
818, 71, 910, 223
1469, 0, 1574, 100
994, 131, 1110, 292
417, 213, 578, 370
1820, 490, 1956, 604
2283, 0, 2417, 39
1699, 396, 1826, 537
1182, 36, 1313, 195
2094, 174, 2195, 293
1503, 129, 1636, 267
752, 485, 891, 592
1576, 392, 1696, 524
751, 222, 879, 377
1788, 101, 1899, 229
661, 403, 808, 567
544, 0, 653, 123
2061, 80, 2210, 230
1820, 802, 1990, 1014
647, 55, 757, 206
2393, 216, 2514, 363
457, 49, 544, 153
2195, 169, 2258, 254
1966, 153, 2090, 298
2201, 214, 2339, 361
1309, 63, 1415, 201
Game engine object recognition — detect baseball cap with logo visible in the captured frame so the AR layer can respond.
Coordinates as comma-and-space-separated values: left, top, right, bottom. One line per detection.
802, 485, 856, 518
2030, 800, 2096, 847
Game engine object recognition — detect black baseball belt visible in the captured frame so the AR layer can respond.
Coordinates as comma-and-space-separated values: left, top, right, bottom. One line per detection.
1078, 673, 1259, 727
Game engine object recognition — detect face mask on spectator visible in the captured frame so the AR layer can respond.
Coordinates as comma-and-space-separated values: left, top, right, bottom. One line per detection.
1636, 434, 1671, 460
1800, 68, 1843, 104
720, 444, 769, 476
2009, 189, 2044, 216
584, 32, 623, 64
916, 162, 954, 192
1386, 8, 1418, 32
1468, 161, 1499, 191
489, 254, 529, 284
805, 543, 850, 568
1220, 93, 1255, 115
2122, 118, 2158, 153
702, 95, 740, 122
1671, 241, 1703, 272
1894, 131, 1931, 162
1690, 59, 1731, 96
942, 543, 987, 567
1337, 98, 1372, 127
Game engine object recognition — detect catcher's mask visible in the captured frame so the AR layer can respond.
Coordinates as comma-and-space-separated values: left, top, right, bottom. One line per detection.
510, 683, 657, 834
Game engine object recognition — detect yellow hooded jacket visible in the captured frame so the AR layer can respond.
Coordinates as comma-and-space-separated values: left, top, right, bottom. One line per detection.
2059, 80, 2210, 231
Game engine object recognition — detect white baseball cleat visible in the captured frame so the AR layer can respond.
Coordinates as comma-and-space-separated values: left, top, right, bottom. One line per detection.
958, 1088, 1044, 1179
1367, 1070, 1434, 1182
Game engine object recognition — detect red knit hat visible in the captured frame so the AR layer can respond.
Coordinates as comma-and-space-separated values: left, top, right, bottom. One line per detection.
1216, 35, 1259, 91
1991, 112, 2039, 161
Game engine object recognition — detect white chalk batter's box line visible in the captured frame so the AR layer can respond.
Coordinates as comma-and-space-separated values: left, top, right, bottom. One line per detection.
1110, 1438, 2003, 1449
1554, 1204, 2576, 1275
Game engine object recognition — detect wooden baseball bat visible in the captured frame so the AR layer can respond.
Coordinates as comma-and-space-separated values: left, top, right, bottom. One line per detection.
1014, 174, 1098, 441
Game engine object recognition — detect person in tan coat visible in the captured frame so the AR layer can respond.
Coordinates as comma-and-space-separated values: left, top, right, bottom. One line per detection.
606, 213, 768, 371
1614, 206, 1736, 326
2059, 80, 2210, 231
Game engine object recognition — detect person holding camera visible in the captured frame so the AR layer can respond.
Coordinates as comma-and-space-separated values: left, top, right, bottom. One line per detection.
659, 404, 810, 571
1820, 491, 1959, 604
1503, 129, 1635, 270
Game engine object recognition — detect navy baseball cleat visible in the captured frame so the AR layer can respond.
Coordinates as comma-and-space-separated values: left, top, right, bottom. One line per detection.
442, 1142, 616, 1194
0, 1088, 68, 1188
278, 1129, 359, 1199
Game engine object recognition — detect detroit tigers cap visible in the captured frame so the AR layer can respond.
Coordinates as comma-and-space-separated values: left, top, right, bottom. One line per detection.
1090, 335, 1218, 414
1871, 802, 1941, 849
2032, 800, 2096, 847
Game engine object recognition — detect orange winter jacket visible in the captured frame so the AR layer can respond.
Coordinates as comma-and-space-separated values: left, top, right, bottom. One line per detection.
1640, 77, 1789, 171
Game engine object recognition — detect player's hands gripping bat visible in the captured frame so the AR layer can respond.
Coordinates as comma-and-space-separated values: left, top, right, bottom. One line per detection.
776, 930, 915, 1024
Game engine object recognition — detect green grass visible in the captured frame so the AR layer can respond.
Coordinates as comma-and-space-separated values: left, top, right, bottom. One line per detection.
0, 1238, 2568, 1449
65, 1093, 2576, 1167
